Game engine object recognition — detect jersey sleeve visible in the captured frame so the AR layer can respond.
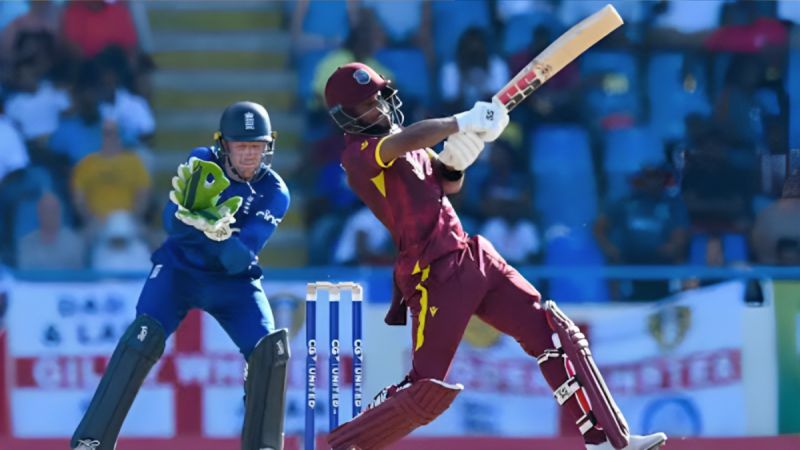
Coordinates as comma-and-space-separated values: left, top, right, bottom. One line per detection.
236, 175, 291, 253
341, 135, 395, 177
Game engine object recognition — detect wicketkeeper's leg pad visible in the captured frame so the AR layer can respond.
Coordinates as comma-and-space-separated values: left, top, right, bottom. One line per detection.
71, 314, 166, 450
241, 329, 290, 450
326, 378, 463, 450
543, 300, 630, 449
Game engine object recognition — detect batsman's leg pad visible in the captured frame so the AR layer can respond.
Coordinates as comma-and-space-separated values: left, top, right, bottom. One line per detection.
543, 300, 630, 449
241, 329, 290, 450
326, 378, 463, 450
70, 315, 166, 450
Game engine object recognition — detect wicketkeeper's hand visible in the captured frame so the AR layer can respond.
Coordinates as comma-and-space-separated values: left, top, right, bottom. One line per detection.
169, 157, 243, 241
438, 132, 484, 171
453, 98, 509, 142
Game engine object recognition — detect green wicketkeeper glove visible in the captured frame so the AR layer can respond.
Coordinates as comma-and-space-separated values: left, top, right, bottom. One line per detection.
169, 157, 243, 241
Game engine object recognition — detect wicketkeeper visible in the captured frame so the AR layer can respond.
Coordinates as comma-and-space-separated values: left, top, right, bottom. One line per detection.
71, 101, 291, 450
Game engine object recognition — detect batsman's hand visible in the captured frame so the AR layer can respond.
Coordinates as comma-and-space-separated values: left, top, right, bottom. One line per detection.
169, 157, 243, 241
438, 132, 484, 171
453, 98, 509, 142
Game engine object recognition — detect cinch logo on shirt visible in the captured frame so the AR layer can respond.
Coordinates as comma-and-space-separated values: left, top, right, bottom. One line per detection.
256, 208, 282, 226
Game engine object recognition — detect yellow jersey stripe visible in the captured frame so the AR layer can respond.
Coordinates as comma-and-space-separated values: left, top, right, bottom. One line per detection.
375, 136, 396, 168
370, 171, 387, 198
414, 265, 431, 351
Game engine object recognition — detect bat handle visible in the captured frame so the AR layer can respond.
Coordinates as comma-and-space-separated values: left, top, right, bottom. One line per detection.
491, 95, 509, 112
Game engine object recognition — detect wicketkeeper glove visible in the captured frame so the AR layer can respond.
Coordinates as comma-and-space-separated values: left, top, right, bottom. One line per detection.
453, 98, 510, 142
169, 157, 242, 241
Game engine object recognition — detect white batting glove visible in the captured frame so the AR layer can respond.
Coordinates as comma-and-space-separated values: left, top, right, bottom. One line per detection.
438, 132, 484, 171
453, 98, 509, 142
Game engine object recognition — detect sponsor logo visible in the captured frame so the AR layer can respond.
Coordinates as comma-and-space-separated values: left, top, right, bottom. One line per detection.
648, 305, 691, 351
149, 264, 163, 279
256, 208, 282, 226
137, 326, 148, 342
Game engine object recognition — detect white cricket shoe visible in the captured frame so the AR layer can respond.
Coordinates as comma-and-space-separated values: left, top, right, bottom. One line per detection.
73, 438, 101, 450
586, 433, 667, 450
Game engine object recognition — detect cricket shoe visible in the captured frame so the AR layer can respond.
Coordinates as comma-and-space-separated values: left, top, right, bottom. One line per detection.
586, 432, 667, 450
73, 439, 101, 450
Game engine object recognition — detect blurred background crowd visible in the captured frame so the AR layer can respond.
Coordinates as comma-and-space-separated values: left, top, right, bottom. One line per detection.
1, 0, 799, 303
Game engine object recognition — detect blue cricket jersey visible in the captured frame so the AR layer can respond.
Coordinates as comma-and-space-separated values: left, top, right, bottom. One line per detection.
153, 147, 290, 277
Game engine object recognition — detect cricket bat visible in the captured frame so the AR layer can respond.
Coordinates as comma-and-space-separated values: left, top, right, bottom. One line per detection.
493, 4, 624, 112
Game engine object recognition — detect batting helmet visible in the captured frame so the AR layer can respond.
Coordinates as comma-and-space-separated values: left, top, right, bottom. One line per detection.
324, 62, 404, 136
214, 101, 276, 178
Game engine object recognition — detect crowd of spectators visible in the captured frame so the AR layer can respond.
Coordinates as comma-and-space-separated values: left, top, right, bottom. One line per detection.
294, 0, 800, 300
1, 0, 798, 303
0, 0, 156, 272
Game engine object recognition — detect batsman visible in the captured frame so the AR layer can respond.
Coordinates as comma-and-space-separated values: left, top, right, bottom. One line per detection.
71, 102, 291, 450
322, 63, 667, 450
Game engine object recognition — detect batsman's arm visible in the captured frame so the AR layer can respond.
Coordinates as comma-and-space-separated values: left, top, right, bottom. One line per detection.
376, 117, 459, 166
427, 149, 464, 195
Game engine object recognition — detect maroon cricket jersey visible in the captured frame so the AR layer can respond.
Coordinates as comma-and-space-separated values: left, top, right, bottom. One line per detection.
340, 132, 468, 276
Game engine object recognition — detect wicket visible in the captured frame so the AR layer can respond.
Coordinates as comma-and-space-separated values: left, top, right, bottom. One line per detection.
305, 282, 364, 450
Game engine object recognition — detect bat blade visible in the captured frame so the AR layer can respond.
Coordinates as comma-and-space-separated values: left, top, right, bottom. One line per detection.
494, 4, 624, 111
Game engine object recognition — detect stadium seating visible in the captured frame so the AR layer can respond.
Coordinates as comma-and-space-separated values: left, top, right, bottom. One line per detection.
603, 126, 665, 201
580, 50, 641, 123
544, 227, 609, 302
500, 12, 559, 56
529, 125, 598, 227
431, 0, 491, 62
789, 50, 800, 150
295, 48, 330, 106
647, 52, 711, 141
689, 233, 748, 265
300, 1, 350, 44
374, 48, 431, 105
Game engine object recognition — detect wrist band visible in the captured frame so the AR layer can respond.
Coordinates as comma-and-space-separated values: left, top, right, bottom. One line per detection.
440, 165, 464, 181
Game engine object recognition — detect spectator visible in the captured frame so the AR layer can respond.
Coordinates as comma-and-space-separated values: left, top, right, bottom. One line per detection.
3, 55, 70, 146
477, 141, 540, 264
95, 46, 155, 146
291, 0, 357, 51
0, 99, 30, 183
49, 64, 103, 165
713, 54, 780, 149
509, 25, 582, 124
307, 153, 360, 265
646, 0, 724, 47
362, 0, 432, 54
17, 192, 85, 270
310, 8, 390, 110
594, 166, 689, 300
333, 206, 394, 266
776, 238, 800, 266
681, 129, 755, 233
0, 166, 52, 266
440, 27, 509, 114
752, 175, 800, 264
706, 0, 786, 52
0, 1, 61, 62
61, 0, 138, 58
89, 209, 151, 272
71, 120, 151, 227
